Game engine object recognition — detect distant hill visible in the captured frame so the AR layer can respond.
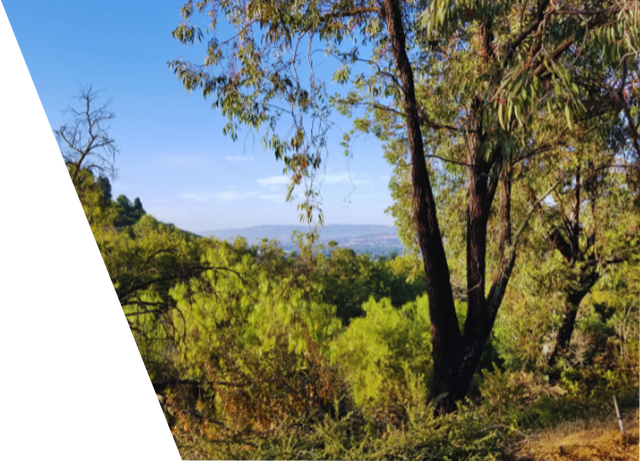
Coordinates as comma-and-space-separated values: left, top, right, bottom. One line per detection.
197, 224, 405, 256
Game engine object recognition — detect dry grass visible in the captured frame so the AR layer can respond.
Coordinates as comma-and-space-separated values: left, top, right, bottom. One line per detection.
515, 408, 639, 461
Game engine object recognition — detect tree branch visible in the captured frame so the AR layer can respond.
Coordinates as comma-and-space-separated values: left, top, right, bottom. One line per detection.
487, 176, 564, 317
503, 0, 551, 66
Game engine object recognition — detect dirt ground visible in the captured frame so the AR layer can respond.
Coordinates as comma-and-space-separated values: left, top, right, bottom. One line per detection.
515, 409, 639, 461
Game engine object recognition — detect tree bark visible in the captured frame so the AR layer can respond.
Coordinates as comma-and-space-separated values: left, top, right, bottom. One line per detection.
381, 0, 511, 414
382, 0, 465, 413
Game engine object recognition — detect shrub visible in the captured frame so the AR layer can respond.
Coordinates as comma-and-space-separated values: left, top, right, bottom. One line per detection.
330, 296, 432, 418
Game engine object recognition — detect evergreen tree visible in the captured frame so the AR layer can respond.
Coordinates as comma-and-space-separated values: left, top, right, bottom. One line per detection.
114, 194, 146, 227
96, 175, 112, 207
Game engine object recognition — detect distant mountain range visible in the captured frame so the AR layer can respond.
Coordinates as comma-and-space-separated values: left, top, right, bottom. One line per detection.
197, 224, 405, 256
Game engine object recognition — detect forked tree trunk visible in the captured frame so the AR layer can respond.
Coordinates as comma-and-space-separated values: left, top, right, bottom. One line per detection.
545, 164, 601, 369
382, 0, 515, 414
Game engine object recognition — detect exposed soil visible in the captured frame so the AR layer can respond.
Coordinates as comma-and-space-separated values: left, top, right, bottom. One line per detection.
515, 409, 639, 461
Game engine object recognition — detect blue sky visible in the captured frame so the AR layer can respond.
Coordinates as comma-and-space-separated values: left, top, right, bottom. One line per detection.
4, 0, 395, 233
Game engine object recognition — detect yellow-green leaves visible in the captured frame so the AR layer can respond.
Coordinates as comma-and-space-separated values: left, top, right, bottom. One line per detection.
169, 238, 344, 374
564, 103, 574, 131
330, 296, 432, 411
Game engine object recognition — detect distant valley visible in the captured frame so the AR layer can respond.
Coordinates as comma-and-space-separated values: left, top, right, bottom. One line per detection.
197, 224, 405, 256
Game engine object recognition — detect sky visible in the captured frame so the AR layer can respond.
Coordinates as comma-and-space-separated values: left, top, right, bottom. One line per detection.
4, 0, 396, 234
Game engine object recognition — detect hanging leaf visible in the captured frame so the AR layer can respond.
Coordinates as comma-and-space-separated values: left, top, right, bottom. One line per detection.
564, 104, 574, 131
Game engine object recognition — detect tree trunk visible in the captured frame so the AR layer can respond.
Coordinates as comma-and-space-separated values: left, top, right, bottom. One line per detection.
382, 0, 462, 413
382, 0, 511, 414
547, 267, 599, 367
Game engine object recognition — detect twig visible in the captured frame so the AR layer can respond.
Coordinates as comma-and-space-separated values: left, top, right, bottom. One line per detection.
613, 395, 625, 435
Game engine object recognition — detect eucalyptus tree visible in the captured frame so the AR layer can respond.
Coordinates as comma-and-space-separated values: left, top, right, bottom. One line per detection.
390, 90, 639, 372
171, 0, 638, 412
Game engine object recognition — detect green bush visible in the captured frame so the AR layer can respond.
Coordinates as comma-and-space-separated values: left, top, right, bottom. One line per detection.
330, 296, 431, 417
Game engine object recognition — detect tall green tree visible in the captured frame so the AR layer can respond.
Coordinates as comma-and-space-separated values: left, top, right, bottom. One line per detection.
172, 0, 638, 412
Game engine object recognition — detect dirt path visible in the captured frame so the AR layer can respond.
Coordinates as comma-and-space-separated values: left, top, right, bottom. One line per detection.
515, 409, 639, 460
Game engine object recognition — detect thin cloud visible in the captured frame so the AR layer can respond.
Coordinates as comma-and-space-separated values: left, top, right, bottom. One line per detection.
257, 175, 290, 186
181, 190, 257, 202
225, 155, 254, 163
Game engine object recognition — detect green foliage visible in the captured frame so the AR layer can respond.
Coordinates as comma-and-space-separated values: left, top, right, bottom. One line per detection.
114, 194, 146, 227
128, 238, 340, 438
314, 244, 428, 322
170, 239, 342, 369
330, 296, 431, 415
479, 357, 638, 432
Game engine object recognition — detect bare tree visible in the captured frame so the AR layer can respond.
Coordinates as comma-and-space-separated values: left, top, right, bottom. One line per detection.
40, 86, 118, 178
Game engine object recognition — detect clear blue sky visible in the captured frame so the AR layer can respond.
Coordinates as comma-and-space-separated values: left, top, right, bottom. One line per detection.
4, 0, 395, 233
